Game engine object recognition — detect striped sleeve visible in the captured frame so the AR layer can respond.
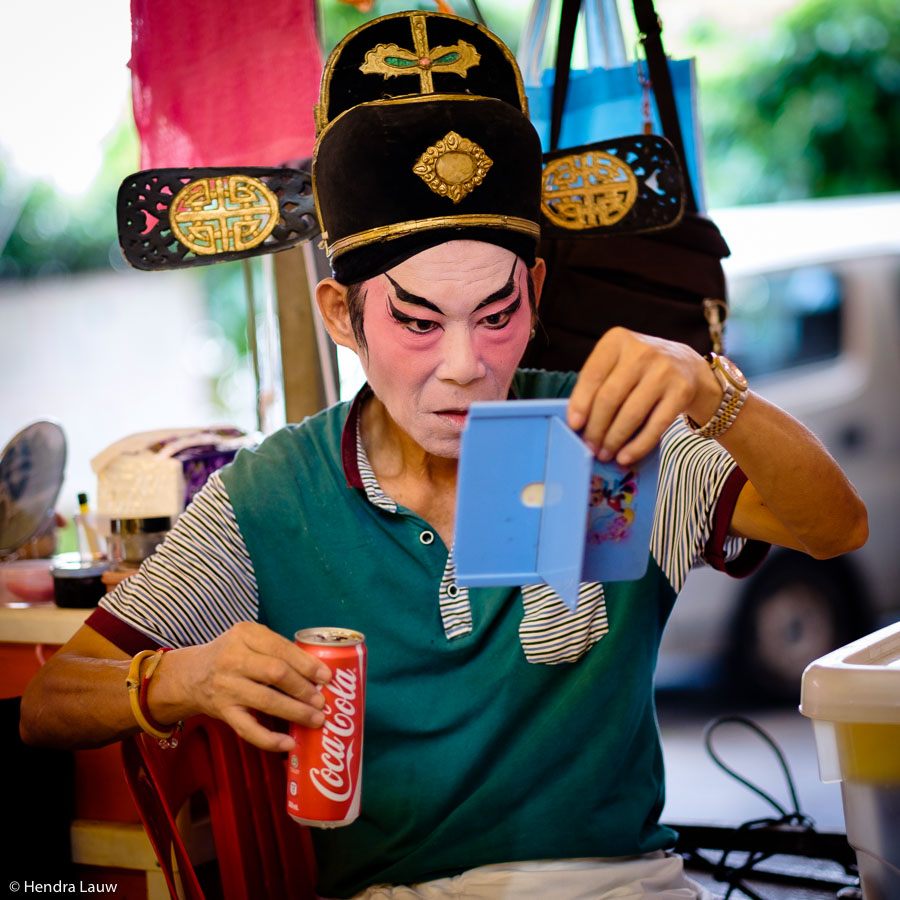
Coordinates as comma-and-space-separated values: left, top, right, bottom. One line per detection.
650, 419, 745, 594
96, 471, 259, 647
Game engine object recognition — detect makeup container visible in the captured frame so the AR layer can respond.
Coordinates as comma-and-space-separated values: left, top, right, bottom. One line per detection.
51, 556, 110, 608
107, 516, 172, 568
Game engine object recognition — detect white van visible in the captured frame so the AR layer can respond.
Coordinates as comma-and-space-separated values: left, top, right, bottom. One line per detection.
658, 193, 900, 700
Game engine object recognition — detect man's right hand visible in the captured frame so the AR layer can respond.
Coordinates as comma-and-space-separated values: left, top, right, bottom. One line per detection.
151, 622, 333, 751
19, 621, 332, 752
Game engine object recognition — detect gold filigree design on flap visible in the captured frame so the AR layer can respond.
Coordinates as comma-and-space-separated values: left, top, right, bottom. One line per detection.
541, 151, 638, 230
170, 176, 280, 255
413, 131, 493, 203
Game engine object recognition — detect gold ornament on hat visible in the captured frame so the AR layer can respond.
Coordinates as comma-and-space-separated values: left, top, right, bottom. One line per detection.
541, 150, 639, 230
413, 131, 493, 203
359, 13, 480, 94
361, 40, 481, 83
169, 175, 280, 254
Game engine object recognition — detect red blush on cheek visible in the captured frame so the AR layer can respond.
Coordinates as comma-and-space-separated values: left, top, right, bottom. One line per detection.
360, 288, 439, 384
474, 278, 532, 365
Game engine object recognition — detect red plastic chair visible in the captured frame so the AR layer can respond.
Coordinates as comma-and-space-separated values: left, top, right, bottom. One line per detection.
121, 715, 317, 900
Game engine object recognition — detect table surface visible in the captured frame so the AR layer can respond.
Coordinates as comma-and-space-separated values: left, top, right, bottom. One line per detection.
0, 604, 92, 645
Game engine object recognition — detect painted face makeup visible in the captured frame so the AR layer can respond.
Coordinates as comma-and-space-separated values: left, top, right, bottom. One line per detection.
357, 241, 533, 459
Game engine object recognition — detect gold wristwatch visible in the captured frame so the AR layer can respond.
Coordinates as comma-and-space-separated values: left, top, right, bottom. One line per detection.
683, 352, 749, 439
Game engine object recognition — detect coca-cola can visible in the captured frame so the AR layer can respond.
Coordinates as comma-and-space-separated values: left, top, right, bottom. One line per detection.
287, 626, 367, 828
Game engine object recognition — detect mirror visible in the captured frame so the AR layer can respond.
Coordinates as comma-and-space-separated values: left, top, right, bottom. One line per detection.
0, 421, 67, 557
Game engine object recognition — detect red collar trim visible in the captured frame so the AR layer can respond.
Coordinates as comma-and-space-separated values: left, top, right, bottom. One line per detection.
341, 384, 373, 489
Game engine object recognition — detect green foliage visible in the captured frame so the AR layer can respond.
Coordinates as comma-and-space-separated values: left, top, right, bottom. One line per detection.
0, 113, 139, 280
202, 261, 252, 360
700, 0, 900, 205
0, 179, 111, 279
319, 0, 530, 56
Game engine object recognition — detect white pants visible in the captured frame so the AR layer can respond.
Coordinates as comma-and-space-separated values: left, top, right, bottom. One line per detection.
344, 852, 720, 899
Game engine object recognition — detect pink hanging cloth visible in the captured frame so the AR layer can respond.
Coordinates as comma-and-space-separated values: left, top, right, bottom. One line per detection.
130, 0, 323, 168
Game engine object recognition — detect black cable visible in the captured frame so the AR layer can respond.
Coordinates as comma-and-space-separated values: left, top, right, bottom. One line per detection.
697, 715, 824, 898
702, 714, 810, 823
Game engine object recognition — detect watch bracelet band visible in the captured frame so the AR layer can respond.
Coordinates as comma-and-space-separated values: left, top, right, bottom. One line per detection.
683, 363, 748, 439
683, 392, 744, 438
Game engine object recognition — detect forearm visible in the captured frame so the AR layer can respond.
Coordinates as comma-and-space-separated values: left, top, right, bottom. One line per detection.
20, 650, 142, 750
20, 625, 199, 750
717, 392, 868, 558
567, 329, 868, 558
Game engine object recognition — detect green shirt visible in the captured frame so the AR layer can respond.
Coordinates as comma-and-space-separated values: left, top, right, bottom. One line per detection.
222, 369, 744, 898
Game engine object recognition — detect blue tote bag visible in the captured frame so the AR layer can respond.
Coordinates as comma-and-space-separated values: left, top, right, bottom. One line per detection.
518, 0, 707, 211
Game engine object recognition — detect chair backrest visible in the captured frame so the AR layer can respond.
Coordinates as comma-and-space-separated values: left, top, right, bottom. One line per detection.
121, 715, 317, 900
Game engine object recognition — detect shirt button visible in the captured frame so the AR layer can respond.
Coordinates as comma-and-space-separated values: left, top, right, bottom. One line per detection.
419, 530, 435, 545
447, 583, 459, 597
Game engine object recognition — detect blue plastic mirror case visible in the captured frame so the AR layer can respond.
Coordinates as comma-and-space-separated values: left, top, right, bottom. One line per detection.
454, 400, 591, 611
454, 399, 661, 611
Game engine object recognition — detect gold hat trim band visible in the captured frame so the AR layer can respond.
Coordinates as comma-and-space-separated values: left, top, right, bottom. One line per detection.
325, 214, 540, 260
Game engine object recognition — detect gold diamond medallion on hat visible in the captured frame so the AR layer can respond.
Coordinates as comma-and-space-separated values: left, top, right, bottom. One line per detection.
413, 131, 493, 203
541, 150, 638, 230
170, 175, 280, 255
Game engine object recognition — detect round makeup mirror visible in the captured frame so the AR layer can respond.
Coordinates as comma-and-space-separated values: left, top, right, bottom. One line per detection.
0, 421, 67, 557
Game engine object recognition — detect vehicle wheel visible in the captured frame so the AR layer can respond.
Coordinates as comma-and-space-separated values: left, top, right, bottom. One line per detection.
727, 552, 870, 703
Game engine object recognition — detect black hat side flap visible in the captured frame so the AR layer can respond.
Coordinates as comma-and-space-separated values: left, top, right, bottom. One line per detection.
117, 167, 320, 271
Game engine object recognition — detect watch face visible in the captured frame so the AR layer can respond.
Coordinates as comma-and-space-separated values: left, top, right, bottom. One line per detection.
715, 355, 748, 390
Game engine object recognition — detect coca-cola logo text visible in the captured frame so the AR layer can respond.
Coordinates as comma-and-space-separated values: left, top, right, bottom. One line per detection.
309, 666, 360, 803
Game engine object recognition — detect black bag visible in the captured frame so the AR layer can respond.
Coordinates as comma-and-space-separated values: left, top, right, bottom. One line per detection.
522, 0, 731, 370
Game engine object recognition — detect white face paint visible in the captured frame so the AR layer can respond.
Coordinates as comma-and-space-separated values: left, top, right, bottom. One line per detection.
357, 241, 532, 458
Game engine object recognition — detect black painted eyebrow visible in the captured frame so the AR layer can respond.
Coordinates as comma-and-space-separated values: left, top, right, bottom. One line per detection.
383, 259, 519, 316
475, 260, 520, 310
383, 273, 442, 313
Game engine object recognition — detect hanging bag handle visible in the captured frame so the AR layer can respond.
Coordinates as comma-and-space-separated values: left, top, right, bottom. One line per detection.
549, 0, 582, 153
632, 0, 697, 212
549, 0, 698, 212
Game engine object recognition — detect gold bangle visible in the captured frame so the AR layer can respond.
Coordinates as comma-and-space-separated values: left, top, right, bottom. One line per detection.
126, 650, 177, 741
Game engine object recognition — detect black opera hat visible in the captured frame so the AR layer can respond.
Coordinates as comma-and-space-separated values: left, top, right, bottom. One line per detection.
312, 11, 543, 283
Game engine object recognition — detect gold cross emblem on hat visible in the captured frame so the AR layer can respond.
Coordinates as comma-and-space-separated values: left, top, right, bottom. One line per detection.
359, 13, 481, 94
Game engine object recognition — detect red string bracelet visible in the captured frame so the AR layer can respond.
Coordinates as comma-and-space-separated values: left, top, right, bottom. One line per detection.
138, 647, 183, 748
